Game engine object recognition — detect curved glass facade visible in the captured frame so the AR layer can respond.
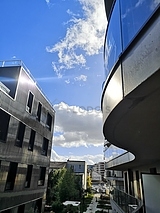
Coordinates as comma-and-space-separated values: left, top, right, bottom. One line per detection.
104, 0, 160, 77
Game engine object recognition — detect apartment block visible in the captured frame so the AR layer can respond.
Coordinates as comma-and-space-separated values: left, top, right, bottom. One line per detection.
0, 60, 55, 213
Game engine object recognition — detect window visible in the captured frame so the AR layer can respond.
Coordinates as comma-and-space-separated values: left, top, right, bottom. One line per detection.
5, 162, 18, 191
17, 204, 25, 213
0, 109, 10, 142
36, 102, 42, 121
28, 129, 36, 151
104, 0, 122, 77
120, 0, 160, 49
38, 167, 46, 186
46, 112, 52, 131
0, 66, 20, 99
26, 91, 34, 113
41, 137, 49, 156
25, 165, 33, 188
15, 122, 26, 147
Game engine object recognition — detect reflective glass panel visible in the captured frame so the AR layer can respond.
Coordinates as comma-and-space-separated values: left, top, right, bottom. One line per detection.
104, 0, 122, 77
120, 0, 160, 48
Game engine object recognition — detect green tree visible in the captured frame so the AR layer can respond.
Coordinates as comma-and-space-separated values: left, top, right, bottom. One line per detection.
86, 174, 92, 193
46, 168, 66, 205
59, 167, 80, 202
46, 167, 82, 213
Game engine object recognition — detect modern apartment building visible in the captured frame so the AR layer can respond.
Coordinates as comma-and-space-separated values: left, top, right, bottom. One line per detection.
93, 162, 105, 180
0, 60, 55, 213
66, 160, 87, 190
102, 1, 160, 212
49, 160, 87, 190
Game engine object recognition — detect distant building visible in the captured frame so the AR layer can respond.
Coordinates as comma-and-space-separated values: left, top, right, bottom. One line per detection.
93, 162, 105, 180
49, 161, 67, 170
49, 160, 87, 190
66, 160, 87, 190
102, 1, 160, 212
91, 171, 102, 183
0, 60, 55, 213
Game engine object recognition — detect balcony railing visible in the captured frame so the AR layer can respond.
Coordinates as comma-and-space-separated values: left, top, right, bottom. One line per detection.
110, 187, 143, 213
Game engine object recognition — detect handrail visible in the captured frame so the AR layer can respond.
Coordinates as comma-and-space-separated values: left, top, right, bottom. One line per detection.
110, 187, 143, 213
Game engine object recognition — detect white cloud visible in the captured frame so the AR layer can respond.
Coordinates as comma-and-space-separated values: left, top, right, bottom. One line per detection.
51, 149, 104, 165
135, 0, 145, 7
74, 74, 87, 82
65, 79, 70, 84
53, 102, 104, 148
46, 0, 106, 76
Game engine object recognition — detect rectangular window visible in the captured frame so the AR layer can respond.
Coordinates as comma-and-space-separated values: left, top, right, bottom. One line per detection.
38, 167, 46, 186
17, 204, 25, 213
0, 109, 10, 142
28, 129, 36, 151
15, 122, 25, 147
5, 162, 18, 191
41, 137, 49, 156
46, 112, 52, 131
26, 91, 34, 113
25, 165, 33, 188
36, 102, 42, 122
0, 66, 20, 99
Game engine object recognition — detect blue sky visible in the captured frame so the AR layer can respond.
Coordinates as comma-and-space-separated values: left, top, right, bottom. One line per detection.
0, 0, 108, 164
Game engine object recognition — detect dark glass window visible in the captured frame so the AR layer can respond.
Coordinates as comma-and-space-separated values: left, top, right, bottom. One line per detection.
38, 167, 46, 186
15, 122, 25, 147
36, 102, 42, 121
120, 0, 160, 48
5, 162, 18, 191
28, 129, 36, 151
41, 137, 49, 156
25, 165, 33, 188
0, 109, 10, 142
104, 0, 160, 77
0, 66, 20, 99
1, 210, 11, 213
104, 0, 122, 77
26, 91, 34, 113
46, 112, 52, 131
17, 204, 25, 213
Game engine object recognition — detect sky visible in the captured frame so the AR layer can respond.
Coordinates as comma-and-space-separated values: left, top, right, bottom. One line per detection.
0, 0, 108, 165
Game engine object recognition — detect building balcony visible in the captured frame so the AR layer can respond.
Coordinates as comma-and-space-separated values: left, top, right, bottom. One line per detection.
105, 151, 135, 171
110, 187, 143, 213
102, 5, 160, 169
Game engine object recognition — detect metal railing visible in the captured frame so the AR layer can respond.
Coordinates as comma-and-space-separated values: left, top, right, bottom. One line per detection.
110, 187, 143, 213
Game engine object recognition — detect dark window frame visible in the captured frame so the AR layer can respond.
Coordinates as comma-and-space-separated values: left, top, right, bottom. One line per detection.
46, 112, 52, 131
38, 167, 46, 186
5, 162, 18, 191
0, 109, 10, 143
26, 91, 34, 113
25, 165, 33, 188
15, 122, 26, 147
36, 102, 42, 122
28, 129, 36, 151
41, 137, 49, 156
